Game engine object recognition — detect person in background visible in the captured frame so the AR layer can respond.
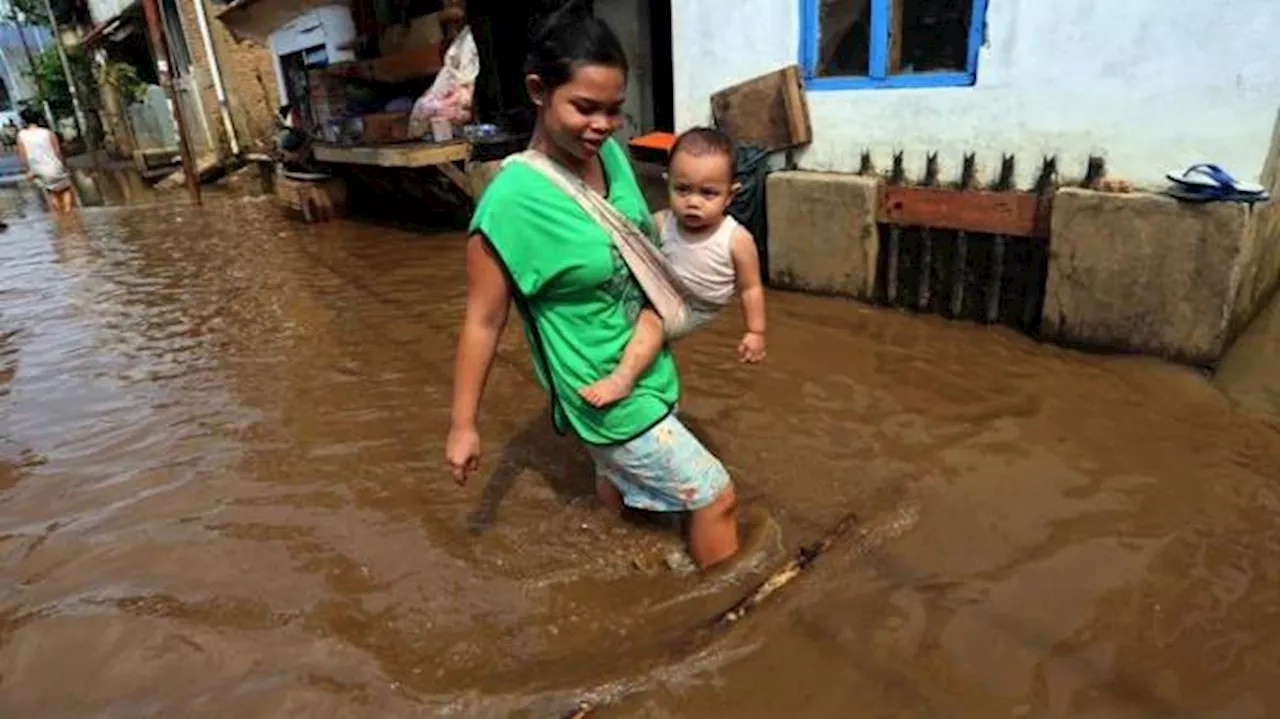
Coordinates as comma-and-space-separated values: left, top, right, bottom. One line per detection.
1, 120, 17, 153
16, 107, 74, 214
276, 104, 313, 174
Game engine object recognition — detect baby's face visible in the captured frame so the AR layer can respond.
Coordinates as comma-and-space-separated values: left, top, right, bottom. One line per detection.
667, 151, 734, 232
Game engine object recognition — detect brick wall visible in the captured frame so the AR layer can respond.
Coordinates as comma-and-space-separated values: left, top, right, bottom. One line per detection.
170, 0, 278, 158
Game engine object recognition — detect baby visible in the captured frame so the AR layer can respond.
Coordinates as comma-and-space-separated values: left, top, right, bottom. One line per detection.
579, 126, 767, 408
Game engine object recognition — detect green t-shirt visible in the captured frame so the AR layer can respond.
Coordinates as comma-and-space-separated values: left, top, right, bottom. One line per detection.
469, 138, 679, 445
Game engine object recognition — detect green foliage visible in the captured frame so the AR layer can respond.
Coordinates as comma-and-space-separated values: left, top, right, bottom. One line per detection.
27, 44, 96, 117
101, 61, 146, 105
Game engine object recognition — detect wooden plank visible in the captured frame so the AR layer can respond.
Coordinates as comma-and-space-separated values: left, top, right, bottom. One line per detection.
314, 141, 471, 168
986, 236, 1006, 323
780, 67, 810, 147
950, 231, 967, 317
886, 225, 901, 305
711, 65, 812, 152
437, 162, 472, 197
878, 186, 1051, 238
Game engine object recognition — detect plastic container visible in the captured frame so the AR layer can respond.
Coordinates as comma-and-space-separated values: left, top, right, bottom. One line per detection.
431, 117, 453, 143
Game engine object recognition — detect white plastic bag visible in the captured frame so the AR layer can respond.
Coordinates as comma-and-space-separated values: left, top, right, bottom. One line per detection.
408, 26, 479, 137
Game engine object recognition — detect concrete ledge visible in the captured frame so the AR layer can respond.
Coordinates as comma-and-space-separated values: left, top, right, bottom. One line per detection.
1042, 188, 1251, 365
766, 171, 879, 298
1230, 198, 1280, 337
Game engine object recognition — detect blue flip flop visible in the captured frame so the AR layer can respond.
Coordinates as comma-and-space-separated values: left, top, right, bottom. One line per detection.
1172, 163, 1269, 203
1165, 163, 1269, 203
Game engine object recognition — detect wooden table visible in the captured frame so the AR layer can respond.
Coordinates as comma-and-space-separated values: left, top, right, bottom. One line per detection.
313, 140, 476, 196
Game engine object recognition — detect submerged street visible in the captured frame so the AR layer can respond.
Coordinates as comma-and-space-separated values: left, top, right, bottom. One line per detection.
2, 186, 1280, 717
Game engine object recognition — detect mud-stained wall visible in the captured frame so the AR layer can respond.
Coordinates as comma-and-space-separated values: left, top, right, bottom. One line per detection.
1229, 110, 1280, 340
671, 0, 1280, 190
174, 0, 280, 157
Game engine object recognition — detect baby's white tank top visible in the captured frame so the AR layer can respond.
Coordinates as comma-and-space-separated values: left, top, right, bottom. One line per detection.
660, 211, 739, 307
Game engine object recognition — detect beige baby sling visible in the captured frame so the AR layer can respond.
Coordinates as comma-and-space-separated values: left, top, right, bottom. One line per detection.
504, 149, 719, 339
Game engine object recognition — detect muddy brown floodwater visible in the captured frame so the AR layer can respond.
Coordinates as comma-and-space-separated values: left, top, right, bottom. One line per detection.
3, 183, 1280, 719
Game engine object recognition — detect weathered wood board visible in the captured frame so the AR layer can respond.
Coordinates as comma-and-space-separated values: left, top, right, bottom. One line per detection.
711, 65, 812, 152
276, 170, 349, 223
878, 185, 1053, 238
314, 141, 470, 168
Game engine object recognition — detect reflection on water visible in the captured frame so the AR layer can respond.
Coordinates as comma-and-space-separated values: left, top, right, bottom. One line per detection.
71, 165, 157, 208
1, 188, 1279, 718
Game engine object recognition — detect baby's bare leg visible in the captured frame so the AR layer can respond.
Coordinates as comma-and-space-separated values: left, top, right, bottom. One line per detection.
580, 308, 664, 408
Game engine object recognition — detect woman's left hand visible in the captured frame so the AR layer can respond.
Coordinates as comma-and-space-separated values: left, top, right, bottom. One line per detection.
446, 425, 482, 485
738, 331, 766, 363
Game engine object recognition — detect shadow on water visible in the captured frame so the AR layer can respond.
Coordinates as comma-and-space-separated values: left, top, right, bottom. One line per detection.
466, 410, 597, 534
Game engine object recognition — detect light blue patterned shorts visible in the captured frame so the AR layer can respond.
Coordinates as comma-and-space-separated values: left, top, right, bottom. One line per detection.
586, 412, 731, 513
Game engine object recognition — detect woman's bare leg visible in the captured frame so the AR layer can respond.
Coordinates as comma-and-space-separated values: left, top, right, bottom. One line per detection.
595, 477, 623, 515
688, 483, 739, 569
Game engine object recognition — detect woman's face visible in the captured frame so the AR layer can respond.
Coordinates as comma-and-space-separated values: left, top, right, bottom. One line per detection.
529, 63, 626, 161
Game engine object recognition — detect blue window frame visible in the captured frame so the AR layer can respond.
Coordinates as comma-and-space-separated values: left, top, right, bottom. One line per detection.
800, 0, 989, 90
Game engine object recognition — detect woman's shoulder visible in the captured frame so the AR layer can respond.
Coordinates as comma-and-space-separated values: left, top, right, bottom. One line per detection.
473, 160, 547, 213
469, 159, 572, 240
600, 136, 634, 177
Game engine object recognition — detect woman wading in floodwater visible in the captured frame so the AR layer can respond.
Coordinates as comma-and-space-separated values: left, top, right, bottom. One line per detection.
446, 4, 740, 568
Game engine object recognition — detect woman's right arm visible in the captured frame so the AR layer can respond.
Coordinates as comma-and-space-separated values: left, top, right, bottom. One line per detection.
446, 233, 511, 484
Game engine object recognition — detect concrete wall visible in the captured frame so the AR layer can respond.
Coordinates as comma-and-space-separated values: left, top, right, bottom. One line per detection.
765, 169, 1272, 368
1042, 189, 1253, 366
175, 0, 279, 158
1230, 111, 1280, 339
672, 0, 1280, 190
766, 172, 878, 298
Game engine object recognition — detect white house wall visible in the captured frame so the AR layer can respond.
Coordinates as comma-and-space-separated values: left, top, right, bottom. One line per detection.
673, 0, 1280, 189
87, 0, 137, 28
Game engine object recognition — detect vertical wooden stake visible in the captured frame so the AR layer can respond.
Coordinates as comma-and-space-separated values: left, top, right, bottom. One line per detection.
859, 150, 874, 175
887, 225, 901, 307
886, 151, 905, 307
141, 0, 201, 205
950, 153, 976, 318
951, 231, 967, 318
918, 226, 932, 311
985, 155, 1016, 324
986, 236, 1005, 324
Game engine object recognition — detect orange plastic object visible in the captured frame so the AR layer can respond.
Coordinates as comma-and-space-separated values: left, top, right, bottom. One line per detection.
629, 131, 677, 152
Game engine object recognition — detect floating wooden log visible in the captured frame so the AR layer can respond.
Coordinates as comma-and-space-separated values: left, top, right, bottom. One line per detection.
714, 512, 859, 627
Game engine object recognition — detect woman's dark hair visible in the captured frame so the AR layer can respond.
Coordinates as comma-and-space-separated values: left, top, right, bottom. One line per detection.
524, 1, 628, 92
19, 107, 42, 127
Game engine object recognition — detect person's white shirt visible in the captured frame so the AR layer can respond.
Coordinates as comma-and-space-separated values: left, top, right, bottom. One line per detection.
18, 125, 68, 187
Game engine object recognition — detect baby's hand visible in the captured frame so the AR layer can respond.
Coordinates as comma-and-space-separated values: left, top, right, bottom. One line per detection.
738, 331, 766, 363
